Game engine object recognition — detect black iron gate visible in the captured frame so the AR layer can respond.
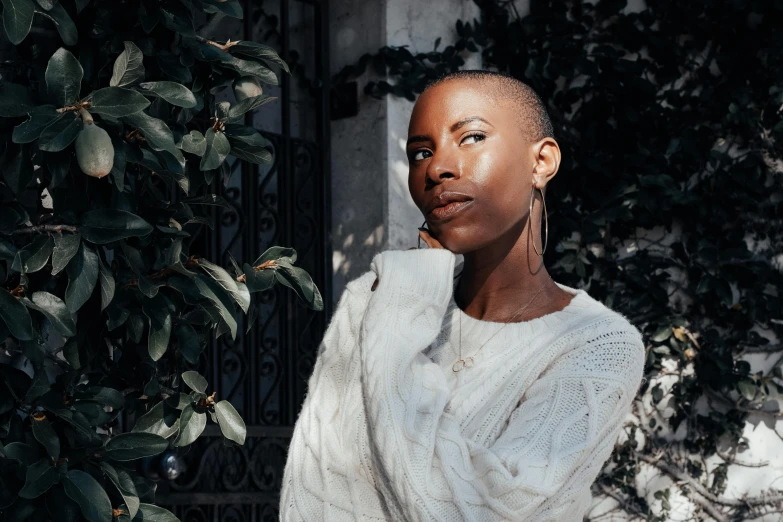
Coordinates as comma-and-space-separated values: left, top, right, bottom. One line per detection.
156, 1, 331, 520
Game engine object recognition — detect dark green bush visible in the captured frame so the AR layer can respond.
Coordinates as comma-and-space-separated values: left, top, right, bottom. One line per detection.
0, 1, 322, 521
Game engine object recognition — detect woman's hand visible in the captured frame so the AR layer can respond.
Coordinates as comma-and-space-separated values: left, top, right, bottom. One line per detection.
371, 228, 444, 291
417, 228, 444, 249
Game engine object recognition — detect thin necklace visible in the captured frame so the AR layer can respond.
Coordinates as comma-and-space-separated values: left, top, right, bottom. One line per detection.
452, 281, 548, 373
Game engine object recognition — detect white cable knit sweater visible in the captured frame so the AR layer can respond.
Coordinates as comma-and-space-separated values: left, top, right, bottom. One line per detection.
280, 249, 646, 521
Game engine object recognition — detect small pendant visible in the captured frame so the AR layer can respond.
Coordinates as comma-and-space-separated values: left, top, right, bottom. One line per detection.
452, 357, 475, 373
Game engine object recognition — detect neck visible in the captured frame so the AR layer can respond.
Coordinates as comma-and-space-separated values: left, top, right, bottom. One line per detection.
455, 218, 565, 323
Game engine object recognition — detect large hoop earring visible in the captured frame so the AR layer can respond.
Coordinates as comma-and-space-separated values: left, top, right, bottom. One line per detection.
529, 184, 548, 256
417, 220, 428, 249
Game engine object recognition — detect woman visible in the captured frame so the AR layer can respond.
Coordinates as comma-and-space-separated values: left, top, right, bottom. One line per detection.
280, 70, 646, 521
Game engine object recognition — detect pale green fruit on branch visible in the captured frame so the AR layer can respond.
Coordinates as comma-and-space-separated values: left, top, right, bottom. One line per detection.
232, 76, 264, 101
75, 109, 114, 178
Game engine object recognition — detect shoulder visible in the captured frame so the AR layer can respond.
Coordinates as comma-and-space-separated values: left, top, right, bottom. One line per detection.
552, 296, 647, 388
344, 269, 376, 304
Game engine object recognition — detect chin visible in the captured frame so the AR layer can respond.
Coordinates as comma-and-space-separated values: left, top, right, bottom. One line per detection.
428, 226, 473, 255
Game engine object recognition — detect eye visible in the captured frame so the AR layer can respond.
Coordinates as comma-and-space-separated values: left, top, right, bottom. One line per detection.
462, 133, 486, 145
410, 149, 432, 161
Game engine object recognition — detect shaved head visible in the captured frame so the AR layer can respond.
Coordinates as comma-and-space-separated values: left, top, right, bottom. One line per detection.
422, 70, 554, 144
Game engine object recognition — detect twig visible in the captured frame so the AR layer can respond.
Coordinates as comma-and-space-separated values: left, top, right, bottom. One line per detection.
194, 34, 239, 51
638, 454, 783, 509
716, 449, 769, 468
13, 224, 78, 235
235, 260, 277, 282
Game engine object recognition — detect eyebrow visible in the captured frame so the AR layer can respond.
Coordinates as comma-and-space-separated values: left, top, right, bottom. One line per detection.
406, 116, 493, 148
450, 116, 492, 132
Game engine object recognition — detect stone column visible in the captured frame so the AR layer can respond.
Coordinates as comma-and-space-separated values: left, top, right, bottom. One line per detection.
329, 0, 481, 301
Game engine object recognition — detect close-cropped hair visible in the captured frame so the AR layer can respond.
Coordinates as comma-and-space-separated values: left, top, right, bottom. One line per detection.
423, 70, 555, 143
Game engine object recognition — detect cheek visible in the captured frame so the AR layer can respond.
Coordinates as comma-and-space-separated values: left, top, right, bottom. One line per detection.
469, 146, 526, 218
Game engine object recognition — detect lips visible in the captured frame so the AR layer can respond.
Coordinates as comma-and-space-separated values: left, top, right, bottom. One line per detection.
424, 191, 475, 221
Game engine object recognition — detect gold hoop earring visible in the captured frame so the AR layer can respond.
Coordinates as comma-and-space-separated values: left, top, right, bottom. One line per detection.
529, 184, 548, 256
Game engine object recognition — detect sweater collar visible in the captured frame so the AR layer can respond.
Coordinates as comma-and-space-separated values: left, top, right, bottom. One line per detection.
445, 273, 594, 341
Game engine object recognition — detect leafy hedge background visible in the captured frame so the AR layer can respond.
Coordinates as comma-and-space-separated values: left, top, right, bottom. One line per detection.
0, 1, 322, 521
335, 0, 783, 520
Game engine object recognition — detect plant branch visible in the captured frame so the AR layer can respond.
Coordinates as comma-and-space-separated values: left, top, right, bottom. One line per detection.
13, 224, 78, 235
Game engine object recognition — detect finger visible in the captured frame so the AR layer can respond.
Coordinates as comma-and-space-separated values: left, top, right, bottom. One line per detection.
418, 229, 443, 249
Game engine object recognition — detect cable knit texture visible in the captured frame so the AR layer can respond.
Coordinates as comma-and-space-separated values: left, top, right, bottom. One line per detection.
280, 249, 646, 521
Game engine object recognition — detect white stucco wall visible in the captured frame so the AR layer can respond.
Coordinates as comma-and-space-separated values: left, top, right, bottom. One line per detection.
329, 0, 480, 301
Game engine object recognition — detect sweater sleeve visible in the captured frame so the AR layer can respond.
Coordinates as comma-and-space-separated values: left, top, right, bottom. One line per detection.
359, 249, 646, 521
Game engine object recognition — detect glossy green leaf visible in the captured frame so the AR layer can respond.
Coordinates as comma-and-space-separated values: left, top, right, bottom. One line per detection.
193, 274, 237, 339
131, 401, 179, 439
12, 234, 54, 273
4, 441, 37, 465
226, 131, 272, 164
121, 112, 183, 165
275, 262, 323, 311
104, 432, 168, 461
100, 462, 139, 519
199, 128, 230, 170
255, 246, 297, 265
173, 404, 206, 447
181, 370, 207, 393
62, 470, 112, 522
230, 41, 290, 73
0, 81, 36, 117
174, 323, 201, 365
76, 386, 124, 408
51, 233, 80, 275
96, 255, 114, 310
35, 3, 77, 45
178, 130, 207, 156
227, 94, 276, 120
18, 458, 59, 499
38, 114, 84, 152
12, 106, 61, 144
79, 209, 153, 244
200, 0, 242, 18
224, 57, 278, 85
0, 287, 34, 340
45, 47, 83, 107
214, 400, 245, 445
156, 51, 192, 83
45, 485, 82, 522
158, 2, 194, 36
242, 263, 276, 293
23, 365, 50, 401
22, 291, 76, 337
198, 258, 250, 313
31, 415, 60, 460
143, 293, 174, 361
90, 87, 150, 117
1, 0, 34, 44
133, 504, 180, 522
64, 242, 99, 312
110, 41, 144, 87
139, 81, 196, 108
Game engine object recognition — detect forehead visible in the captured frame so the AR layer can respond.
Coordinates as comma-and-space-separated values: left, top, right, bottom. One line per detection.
408, 79, 517, 135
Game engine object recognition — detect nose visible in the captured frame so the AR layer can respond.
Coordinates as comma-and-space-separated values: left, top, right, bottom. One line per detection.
425, 148, 460, 186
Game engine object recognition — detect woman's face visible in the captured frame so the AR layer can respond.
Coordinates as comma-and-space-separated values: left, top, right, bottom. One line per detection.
407, 79, 551, 255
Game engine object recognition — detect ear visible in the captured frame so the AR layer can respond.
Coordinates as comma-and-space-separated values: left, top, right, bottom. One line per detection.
531, 137, 561, 189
